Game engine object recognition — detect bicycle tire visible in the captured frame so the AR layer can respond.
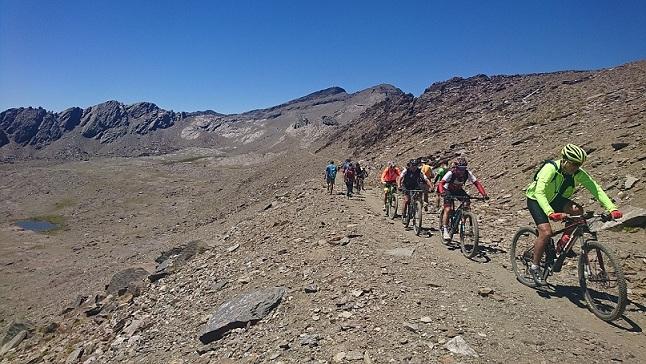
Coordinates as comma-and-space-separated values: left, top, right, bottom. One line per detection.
578, 241, 627, 321
510, 227, 542, 287
460, 211, 479, 258
414, 200, 423, 235
385, 193, 390, 217
389, 193, 398, 220
402, 201, 411, 227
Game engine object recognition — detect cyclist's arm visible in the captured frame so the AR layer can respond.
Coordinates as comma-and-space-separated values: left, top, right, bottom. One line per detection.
534, 163, 558, 215
421, 173, 434, 189
438, 171, 452, 194
380, 169, 387, 183
575, 168, 618, 212
467, 171, 487, 196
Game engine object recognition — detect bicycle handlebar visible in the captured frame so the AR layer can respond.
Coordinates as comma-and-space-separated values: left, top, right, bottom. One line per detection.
564, 212, 613, 223
444, 194, 488, 201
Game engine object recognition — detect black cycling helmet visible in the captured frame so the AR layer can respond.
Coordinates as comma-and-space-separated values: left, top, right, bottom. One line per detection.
409, 159, 419, 167
455, 157, 468, 167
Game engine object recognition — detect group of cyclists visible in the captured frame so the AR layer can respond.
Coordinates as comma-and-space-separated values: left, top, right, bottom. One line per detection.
324, 158, 368, 197
380, 156, 489, 241
328, 143, 624, 287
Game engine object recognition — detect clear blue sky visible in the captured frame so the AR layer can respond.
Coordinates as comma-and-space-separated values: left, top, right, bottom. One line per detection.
1, 0, 644, 114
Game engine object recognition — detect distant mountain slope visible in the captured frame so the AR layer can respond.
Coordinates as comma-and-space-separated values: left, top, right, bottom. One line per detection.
0, 85, 403, 160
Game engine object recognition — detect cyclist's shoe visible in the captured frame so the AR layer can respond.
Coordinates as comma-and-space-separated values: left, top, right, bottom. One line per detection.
442, 227, 451, 241
529, 264, 545, 286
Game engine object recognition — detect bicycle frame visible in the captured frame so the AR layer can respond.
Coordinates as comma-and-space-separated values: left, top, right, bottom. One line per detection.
544, 213, 603, 276
445, 195, 470, 231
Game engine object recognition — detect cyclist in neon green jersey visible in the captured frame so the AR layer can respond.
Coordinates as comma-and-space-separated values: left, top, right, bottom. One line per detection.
525, 144, 623, 285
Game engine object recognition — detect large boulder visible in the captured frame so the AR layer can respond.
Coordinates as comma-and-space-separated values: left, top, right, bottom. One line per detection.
149, 241, 206, 282
199, 287, 286, 344
105, 267, 149, 296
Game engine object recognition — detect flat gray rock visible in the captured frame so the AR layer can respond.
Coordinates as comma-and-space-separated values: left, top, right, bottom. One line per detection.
384, 247, 415, 257
199, 286, 286, 344
594, 206, 646, 231
106, 267, 149, 296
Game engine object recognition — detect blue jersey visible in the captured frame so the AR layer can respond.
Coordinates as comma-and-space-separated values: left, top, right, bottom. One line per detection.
326, 164, 337, 179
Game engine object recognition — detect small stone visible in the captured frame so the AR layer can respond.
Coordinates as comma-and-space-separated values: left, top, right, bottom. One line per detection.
444, 335, 478, 357
346, 351, 364, 360
278, 341, 290, 349
351, 289, 364, 297
339, 311, 353, 319
624, 175, 639, 189
478, 287, 494, 297
312, 315, 320, 321
403, 322, 419, 332
304, 284, 318, 293
399, 338, 409, 345
340, 237, 351, 246
420, 316, 433, 323
227, 244, 240, 253
333, 352, 347, 362
65, 347, 84, 364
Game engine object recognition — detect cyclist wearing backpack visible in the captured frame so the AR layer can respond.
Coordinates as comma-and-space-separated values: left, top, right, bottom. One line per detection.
381, 161, 401, 210
344, 162, 357, 197
399, 159, 434, 218
420, 158, 434, 211
525, 144, 623, 285
325, 160, 338, 195
438, 157, 489, 241
433, 160, 449, 211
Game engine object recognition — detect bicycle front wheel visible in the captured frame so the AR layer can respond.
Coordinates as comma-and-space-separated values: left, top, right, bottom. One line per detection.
460, 211, 479, 258
402, 202, 411, 227
389, 193, 398, 219
578, 241, 627, 321
413, 200, 423, 236
510, 227, 542, 287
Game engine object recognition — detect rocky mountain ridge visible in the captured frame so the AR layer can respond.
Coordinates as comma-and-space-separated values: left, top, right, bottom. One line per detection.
0, 85, 403, 160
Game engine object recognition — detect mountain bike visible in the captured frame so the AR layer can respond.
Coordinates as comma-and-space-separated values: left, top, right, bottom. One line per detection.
355, 169, 368, 194
384, 183, 398, 219
439, 194, 484, 258
402, 189, 424, 235
510, 211, 627, 322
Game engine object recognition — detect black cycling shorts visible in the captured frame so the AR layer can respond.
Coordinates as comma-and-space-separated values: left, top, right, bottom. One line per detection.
443, 189, 468, 206
527, 196, 571, 225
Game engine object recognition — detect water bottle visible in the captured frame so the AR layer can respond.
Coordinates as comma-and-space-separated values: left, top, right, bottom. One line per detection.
556, 234, 570, 253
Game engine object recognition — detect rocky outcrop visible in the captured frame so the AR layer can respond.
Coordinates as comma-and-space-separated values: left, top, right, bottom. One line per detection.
199, 287, 286, 344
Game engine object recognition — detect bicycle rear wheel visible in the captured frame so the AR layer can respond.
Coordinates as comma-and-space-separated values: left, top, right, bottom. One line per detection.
459, 211, 479, 258
413, 200, 423, 235
510, 227, 544, 287
578, 241, 627, 321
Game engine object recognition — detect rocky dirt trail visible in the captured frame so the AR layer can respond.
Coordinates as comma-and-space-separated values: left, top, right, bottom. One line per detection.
4, 170, 644, 363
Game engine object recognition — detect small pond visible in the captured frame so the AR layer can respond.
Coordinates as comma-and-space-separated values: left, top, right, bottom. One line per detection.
15, 219, 60, 232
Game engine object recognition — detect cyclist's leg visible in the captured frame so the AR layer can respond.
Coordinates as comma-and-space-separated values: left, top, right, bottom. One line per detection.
527, 198, 554, 283
441, 195, 452, 227
554, 196, 581, 235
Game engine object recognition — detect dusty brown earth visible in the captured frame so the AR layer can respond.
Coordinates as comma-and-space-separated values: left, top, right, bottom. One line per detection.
1, 147, 645, 363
